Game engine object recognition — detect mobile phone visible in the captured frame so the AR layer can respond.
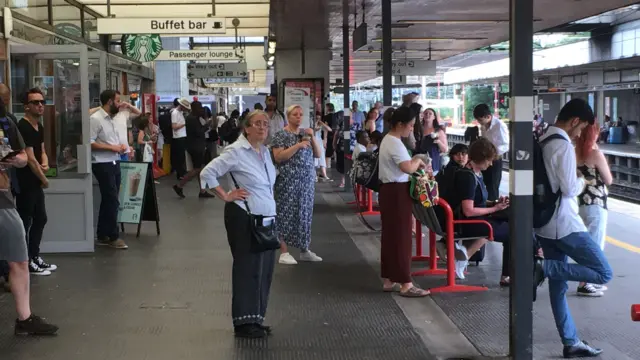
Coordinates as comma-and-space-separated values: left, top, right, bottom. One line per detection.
0, 150, 20, 162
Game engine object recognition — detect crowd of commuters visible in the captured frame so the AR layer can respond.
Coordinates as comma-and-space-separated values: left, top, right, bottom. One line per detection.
0, 83, 617, 356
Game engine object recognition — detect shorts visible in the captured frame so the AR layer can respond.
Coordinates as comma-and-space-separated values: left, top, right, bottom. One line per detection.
0, 208, 28, 262
187, 146, 205, 169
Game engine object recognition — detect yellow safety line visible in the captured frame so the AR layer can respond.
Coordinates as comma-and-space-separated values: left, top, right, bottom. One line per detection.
606, 236, 640, 254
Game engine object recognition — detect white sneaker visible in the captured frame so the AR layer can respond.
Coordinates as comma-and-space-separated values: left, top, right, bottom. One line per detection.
29, 261, 51, 276
592, 284, 608, 291
34, 256, 57, 272
299, 251, 323, 262
279, 253, 298, 265
455, 260, 468, 280
454, 242, 469, 261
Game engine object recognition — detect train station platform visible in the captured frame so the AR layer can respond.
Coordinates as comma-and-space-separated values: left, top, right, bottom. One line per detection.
1, 175, 639, 359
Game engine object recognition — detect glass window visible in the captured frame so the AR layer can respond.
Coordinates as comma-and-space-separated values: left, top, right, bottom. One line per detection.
10, 0, 49, 25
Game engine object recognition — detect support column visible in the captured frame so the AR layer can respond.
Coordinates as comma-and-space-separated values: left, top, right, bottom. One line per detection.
342, 0, 352, 190
508, 0, 534, 358
381, 0, 392, 106
596, 90, 605, 125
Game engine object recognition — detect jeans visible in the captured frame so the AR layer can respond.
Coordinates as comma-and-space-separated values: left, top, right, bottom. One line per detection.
579, 205, 608, 251
16, 186, 48, 259
92, 162, 121, 241
537, 232, 613, 346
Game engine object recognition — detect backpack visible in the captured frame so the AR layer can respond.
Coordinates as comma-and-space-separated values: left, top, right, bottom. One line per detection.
532, 133, 567, 228
349, 150, 380, 192
219, 118, 238, 143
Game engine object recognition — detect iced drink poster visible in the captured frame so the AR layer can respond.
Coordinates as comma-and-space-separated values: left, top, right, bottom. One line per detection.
117, 162, 149, 223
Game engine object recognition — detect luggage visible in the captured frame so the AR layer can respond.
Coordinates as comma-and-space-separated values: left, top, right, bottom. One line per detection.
608, 126, 624, 144
469, 244, 485, 265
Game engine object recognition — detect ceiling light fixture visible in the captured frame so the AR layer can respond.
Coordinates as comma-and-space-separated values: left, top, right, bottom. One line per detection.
372, 37, 487, 42
397, 19, 542, 24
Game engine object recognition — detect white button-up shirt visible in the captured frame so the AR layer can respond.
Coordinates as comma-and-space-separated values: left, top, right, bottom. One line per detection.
482, 116, 509, 156
90, 108, 121, 163
200, 134, 277, 216
535, 126, 587, 239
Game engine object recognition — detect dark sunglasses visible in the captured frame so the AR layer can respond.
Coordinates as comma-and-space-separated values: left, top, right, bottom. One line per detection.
28, 100, 46, 105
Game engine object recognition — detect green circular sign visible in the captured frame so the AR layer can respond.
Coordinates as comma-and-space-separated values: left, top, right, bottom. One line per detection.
121, 34, 163, 62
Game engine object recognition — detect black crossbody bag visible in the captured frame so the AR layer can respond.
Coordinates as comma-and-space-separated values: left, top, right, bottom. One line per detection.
230, 164, 280, 253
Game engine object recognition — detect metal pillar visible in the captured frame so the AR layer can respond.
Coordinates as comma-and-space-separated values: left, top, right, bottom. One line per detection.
508, 0, 534, 358
342, 0, 352, 190
381, 0, 392, 106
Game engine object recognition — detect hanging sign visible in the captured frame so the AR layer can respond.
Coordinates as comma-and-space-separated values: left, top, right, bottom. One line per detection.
121, 34, 163, 62
375, 60, 436, 76
98, 17, 226, 35
187, 63, 248, 79
155, 48, 244, 61
203, 77, 249, 84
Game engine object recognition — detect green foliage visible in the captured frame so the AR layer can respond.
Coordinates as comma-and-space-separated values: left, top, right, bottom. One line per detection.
464, 86, 494, 123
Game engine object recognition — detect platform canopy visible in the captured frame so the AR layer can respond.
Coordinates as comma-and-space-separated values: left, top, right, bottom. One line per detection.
269, 0, 638, 85
10, 0, 270, 38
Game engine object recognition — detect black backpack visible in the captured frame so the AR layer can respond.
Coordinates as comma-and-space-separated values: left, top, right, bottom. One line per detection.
532, 133, 567, 228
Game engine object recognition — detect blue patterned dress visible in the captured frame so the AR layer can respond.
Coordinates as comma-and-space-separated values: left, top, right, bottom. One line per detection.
272, 129, 316, 250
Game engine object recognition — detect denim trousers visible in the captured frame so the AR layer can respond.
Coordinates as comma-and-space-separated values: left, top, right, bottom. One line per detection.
92, 162, 121, 241
537, 232, 613, 346
578, 205, 608, 251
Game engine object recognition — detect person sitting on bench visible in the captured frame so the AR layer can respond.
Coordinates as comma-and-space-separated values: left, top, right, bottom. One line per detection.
439, 138, 511, 284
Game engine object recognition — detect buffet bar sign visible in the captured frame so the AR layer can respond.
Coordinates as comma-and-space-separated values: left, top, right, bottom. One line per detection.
97, 18, 226, 35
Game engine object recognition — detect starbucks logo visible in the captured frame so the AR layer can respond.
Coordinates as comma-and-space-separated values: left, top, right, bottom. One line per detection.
121, 34, 163, 62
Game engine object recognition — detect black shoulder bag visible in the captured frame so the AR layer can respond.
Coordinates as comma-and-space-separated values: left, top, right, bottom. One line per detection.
229, 167, 280, 253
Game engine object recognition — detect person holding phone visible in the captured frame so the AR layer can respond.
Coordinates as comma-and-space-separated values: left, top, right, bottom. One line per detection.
444, 138, 512, 284
15, 88, 56, 275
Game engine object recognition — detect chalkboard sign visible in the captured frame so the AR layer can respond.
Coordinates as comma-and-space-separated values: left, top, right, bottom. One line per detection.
118, 162, 160, 237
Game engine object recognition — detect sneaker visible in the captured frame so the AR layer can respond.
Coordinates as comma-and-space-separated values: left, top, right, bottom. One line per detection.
453, 242, 469, 261
299, 251, 323, 262
29, 261, 51, 276
95, 237, 111, 246
15, 314, 58, 336
577, 284, 604, 297
279, 253, 298, 265
592, 284, 608, 291
455, 260, 468, 280
33, 257, 57, 272
563, 341, 603, 358
109, 239, 129, 250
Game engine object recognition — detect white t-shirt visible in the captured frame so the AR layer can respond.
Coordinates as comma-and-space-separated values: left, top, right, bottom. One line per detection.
378, 135, 411, 183
113, 109, 131, 153
352, 143, 367, 160
171, 108, 187, 138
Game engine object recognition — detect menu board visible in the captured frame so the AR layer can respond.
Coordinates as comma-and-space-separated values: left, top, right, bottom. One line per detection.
117, 162, 149, 223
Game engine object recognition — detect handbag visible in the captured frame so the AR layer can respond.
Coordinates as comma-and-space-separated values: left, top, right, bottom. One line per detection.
349, 149, 380, 192
230, 170, 280, 253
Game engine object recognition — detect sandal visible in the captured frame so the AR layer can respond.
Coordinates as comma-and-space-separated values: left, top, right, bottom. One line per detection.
399, 286, 430, 298
383, 283, 401, 292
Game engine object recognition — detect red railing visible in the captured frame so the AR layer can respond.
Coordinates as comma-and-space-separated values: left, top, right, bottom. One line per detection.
632, 304, 640, 321
413, 198, 494, 293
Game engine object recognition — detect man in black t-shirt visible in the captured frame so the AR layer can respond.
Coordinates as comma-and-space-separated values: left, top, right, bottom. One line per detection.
0, 96, 58, 335
15, 88, 56, 276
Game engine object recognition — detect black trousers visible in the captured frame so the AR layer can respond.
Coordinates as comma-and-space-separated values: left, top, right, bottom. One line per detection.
482, 158, 503, 202
92, 162, 121, 241
224, 202, 276, 327
171, 137, 187, 180
16, 186, 48, 259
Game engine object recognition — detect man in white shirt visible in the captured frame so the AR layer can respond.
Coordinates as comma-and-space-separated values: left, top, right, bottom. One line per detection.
89, 94, 141, 161
171, 98, 190, 180
534, 99, 612, 358
473, 104, 509, 201
265, 95, 286, 145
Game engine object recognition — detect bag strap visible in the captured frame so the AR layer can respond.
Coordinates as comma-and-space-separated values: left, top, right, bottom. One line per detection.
229, 173, 252, 214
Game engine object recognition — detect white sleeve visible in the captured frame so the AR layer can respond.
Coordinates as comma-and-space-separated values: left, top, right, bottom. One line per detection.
390, 139, 411, 165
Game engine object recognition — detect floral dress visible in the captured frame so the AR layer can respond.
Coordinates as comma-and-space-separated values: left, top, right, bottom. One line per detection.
272, 129, 316, 250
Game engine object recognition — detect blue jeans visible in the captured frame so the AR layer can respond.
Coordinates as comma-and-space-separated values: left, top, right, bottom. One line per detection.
537, 232, 613, 346
92, 162, 121, 241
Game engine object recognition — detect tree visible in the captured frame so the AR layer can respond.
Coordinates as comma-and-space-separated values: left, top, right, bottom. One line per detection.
464, 86, 495, 123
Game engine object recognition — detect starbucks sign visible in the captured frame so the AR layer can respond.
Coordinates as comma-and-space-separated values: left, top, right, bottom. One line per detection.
121, 34, 163, 62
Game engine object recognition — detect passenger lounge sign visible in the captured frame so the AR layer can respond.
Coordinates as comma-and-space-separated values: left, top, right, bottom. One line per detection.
97, 18, 226, 35
155, 48, 245, 61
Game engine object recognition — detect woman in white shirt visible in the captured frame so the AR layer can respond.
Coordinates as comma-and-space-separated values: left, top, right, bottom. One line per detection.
378, 106, 429, 297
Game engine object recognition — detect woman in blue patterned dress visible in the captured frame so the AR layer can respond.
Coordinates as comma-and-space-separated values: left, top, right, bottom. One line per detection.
271, 105, 322, 265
